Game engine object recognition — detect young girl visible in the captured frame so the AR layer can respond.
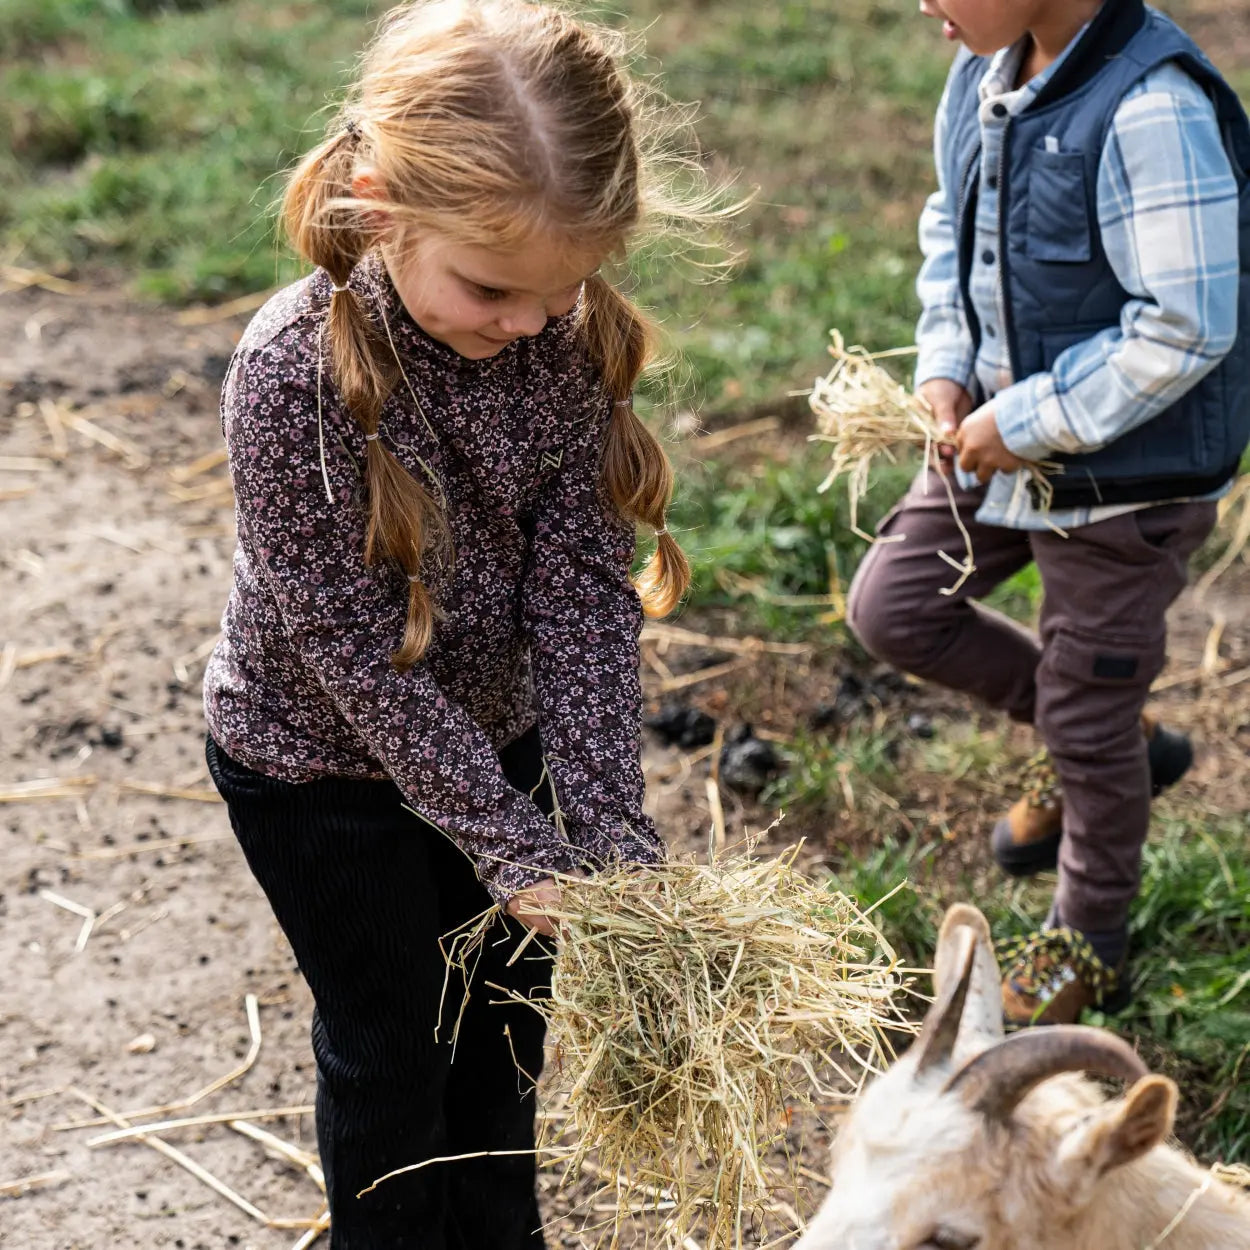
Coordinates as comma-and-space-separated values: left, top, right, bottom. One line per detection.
203, 2, 724, 1243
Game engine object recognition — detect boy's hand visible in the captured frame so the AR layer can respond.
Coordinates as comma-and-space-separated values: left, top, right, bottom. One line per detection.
506, 877, 562, 936
955, 406, 1026, 483
917, 378, 974, 470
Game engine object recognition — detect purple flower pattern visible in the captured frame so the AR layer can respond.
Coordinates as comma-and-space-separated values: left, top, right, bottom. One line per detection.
204, 253, 664, 903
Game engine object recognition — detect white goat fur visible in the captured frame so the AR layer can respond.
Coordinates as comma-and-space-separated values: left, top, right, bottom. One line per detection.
792, 905, 1250, 1250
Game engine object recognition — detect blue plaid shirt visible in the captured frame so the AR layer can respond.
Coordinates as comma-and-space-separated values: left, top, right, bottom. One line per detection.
916, 34, 1241, 530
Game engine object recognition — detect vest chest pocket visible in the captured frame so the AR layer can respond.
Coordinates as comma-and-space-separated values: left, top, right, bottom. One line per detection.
1026, 149, 1092, 263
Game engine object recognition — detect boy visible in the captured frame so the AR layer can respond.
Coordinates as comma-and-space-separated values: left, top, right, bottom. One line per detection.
848, 0, 1250, 1025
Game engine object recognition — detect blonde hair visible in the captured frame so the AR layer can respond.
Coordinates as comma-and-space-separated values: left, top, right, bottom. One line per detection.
283, 0, 730, 670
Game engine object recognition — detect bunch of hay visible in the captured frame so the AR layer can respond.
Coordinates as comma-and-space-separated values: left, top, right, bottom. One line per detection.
808, 330, 946, 527
529, 845, 908, 1248
808, 330, 1058, 594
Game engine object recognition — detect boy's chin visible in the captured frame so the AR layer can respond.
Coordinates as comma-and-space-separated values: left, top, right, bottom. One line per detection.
965, 37, 1011, 56
947, 23, 1018, 56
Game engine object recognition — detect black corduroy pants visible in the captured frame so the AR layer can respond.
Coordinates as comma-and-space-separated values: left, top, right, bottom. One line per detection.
206, 730, 553, 1250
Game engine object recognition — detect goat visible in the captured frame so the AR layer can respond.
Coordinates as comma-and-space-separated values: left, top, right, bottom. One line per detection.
792, 904, 1250, 1250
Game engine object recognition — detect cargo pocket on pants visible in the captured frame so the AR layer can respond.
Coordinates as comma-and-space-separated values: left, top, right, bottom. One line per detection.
1038, 627, 1165, 753
1048, 627, 1166, 689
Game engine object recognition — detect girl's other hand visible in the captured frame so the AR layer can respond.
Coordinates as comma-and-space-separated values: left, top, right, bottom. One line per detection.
917, 378, 974, 471
954, 405, 1026, 483
505, 877, 562, 936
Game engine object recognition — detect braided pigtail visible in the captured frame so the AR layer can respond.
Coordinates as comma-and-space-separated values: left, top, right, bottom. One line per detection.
283, 121, 450, 670
580, 274, 689, 617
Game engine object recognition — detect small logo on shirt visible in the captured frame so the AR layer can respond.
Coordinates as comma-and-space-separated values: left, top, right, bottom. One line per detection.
539, 449, 563, 472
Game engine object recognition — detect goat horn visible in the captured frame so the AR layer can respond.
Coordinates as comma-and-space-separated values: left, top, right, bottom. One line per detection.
946, 1025, 1149, 1121
914, 925, 976, 1076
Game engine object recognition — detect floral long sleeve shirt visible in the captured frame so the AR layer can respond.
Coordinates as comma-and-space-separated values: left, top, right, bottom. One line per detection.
204, 252, 664, 903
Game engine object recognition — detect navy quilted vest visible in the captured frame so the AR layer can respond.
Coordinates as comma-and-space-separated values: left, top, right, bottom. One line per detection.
941, 0, 1250, 508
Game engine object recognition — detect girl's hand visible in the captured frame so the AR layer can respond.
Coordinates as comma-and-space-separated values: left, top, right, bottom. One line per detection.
917, 378, 974, 470
505, 877, 562, 936
955, 406, 1025, 483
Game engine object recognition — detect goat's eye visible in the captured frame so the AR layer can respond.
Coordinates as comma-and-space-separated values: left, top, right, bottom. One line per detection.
924, 1233, 980, 1250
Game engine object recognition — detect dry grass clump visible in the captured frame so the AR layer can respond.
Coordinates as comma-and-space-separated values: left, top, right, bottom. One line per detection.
808, 330, 946, 531
807, 330, 1059, 594
524, 846, 909, 1248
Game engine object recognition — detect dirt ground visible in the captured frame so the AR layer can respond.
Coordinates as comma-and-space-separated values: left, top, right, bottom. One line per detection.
3, 279, 1248, 1249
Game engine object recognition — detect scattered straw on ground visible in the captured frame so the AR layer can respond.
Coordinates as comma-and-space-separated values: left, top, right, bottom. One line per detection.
0, 1170, 71, 1198
57, 994, 262, 1131
66, 996, 327, 1246
426, 844, 909, 1249
1214, 1162, 1250, 1190
0, 776, 97, 803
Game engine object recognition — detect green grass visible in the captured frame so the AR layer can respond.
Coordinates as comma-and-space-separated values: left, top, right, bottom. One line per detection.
911, 718, 1014, 784
666, 449, 914, 638
619, 0, 946, 407
762, 725, 900, 817
665, 443, 1046, 636
1, 0, 383, 299
1, 0, 946, 379
1095, 813, 1250, 1157
983, 561, 1044, 621
3, 0, 1243, 393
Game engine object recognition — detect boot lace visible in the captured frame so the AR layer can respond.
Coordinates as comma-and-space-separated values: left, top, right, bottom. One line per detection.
1019, 748, 1060, 810
997, 926, 1119, 1004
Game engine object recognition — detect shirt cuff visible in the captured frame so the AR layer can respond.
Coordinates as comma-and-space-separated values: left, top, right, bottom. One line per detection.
914, 335, 977, 393
914, 362, 978, 399
563, 812, 667, 873
992, 378, 1055, 462
477, 830, 583, 907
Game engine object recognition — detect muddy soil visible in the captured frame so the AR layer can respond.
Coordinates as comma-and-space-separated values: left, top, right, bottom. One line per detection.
2, 281, 1247, 1248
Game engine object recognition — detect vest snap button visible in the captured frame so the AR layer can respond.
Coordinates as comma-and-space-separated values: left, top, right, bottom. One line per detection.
982, 249, 996, 265
985, 324, 997, 338
991, 102, 1008, 118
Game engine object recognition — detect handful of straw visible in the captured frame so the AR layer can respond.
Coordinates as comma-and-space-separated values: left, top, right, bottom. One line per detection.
808, 330, 1057, 594
808, 331, 947, 523
502, 846, 906, 1248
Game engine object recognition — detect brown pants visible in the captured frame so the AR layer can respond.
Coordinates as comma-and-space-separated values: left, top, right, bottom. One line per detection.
847, 470, 1217, 933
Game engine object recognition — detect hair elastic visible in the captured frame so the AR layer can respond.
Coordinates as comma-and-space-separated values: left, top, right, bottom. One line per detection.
614, 398, 634, 408
330, 280, 352, 294
653, 526, 669, 538
364, 432, 381, 441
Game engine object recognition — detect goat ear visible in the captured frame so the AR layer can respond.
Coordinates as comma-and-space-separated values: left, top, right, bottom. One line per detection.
934, 904, 1003, 1050
915, 924, 976, 1076
1051, 1076, 1178, 1206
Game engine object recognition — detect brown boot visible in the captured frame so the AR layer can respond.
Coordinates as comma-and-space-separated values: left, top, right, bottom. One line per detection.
991, 749, 1062, 877
999, 926, 1130, 1027
990, 717, 1194, 877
